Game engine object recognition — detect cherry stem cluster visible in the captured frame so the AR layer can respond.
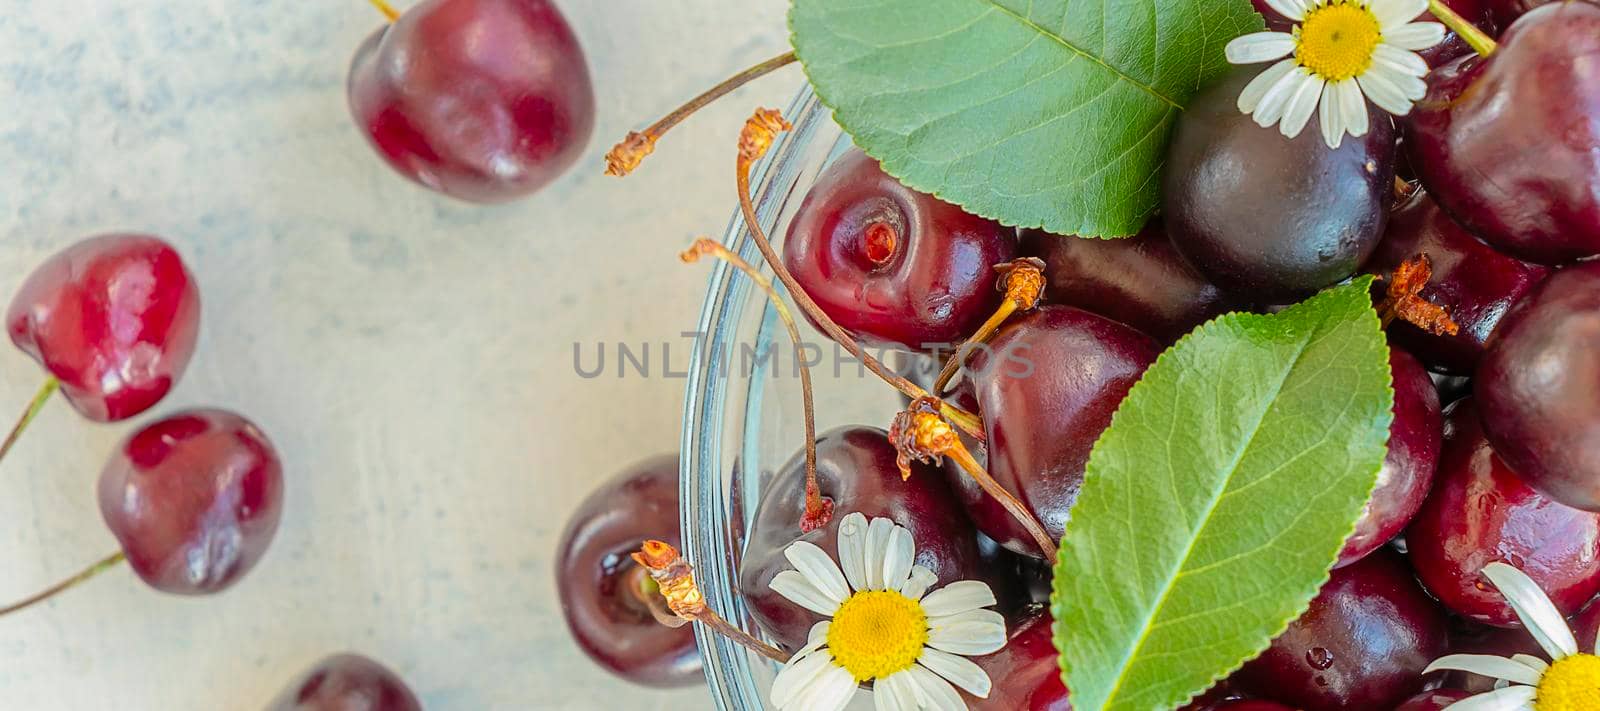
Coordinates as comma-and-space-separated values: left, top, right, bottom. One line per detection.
934, 258, 1046, 394
1378, 253, 1461, 336
367, 0, 401, 23
1427, 0, 1497, 57
632, 541, 789, 663
0, 378, 59, 469
682, 239, 832, 531
0, 551, 125, 618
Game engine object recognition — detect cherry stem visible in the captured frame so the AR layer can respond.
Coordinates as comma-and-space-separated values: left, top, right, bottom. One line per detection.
934, 300, 1018, 393
0, 377, 58, 468
0, 551, 125, 618
948, 438, 1057, 561
367, 0, 401, 22
734, 111, 985, 442
606, 51, 799, 177
697, 609, 791, 664
683, 238, 831, 531
1428, 0, 1496, 56
625, 565, 690, 629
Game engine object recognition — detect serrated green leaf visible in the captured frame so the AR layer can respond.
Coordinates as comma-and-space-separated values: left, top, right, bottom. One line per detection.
1051, 279, 1394, 710
788, 0, 1262, 237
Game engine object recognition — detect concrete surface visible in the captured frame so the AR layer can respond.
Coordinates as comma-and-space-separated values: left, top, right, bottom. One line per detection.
0, 1, 794, 708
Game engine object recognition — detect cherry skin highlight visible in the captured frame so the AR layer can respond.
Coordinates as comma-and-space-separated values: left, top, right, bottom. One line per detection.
265, 653, 422, 711
97, 409, 283, 595
6, 234, 200, 422
1406, 399, 1600, 627
1336, 347, 1442, 567
782, 147, 1018, 353
554, 453, 700, 687
347, 0, 595, 203
1477, 262, 1600, 512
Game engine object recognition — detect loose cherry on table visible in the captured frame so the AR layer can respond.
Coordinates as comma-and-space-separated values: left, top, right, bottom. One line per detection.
265, 653, 422, 711
1336, 346, 1442, 567
1233, 548, 1450, 710
347, 0, 595, 203
555, 453, 701, 687
1405, 398, 1600, 627
782, 147, 1018, 353
1476, 262, 1600, 512
1018, 222, 1235, 345
1407, 2, 1600, 264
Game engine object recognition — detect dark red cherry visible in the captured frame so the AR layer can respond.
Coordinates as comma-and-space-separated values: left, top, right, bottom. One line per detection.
954, 306, 1158, 558
555, 453, 699, 687
1407, 2, 1600, 264
1019, 223, 1234, 344
964, 606, 1070, 711
783, 147, 1018, 352
347, 0, 594, 203
97, 409, 283, 595
1406, 399, 1600, 627
266, 653, 422, 711
1211, 702, 1294, 711
1235, 549, 1449, 711
1337, 347, 1443, 567
1477, 262, 1600, 511
1164, 67, 1396, 302
1485, 0, 1564, 27
1395, 689, 1472, 711
1369, 191, 1550, 375
740, 427, 988, 651
7, 234, 200, 423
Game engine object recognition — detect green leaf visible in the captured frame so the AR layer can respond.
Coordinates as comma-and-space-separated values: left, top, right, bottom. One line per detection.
1051, 279, 1394, 710
788, 0, 1262, 237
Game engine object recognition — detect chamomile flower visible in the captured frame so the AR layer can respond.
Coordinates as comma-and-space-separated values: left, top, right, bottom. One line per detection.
768, 512, 1006, 711
1225, 0, 1446, 148
1423, 562, 1600, 710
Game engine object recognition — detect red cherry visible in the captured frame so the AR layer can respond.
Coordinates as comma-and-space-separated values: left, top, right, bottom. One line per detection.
1336, 347, 1442, 567
265, 653, 422, 711
6, 234, 200, 422
1394, 690, 1472, 711
97, 409, 283, 595
347, 0, 595, 203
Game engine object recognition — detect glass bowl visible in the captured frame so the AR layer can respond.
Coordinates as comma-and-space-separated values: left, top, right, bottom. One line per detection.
678, 83, 922, 709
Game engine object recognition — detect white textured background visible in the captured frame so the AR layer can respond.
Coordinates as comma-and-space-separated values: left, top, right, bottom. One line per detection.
0, 1, 794, 708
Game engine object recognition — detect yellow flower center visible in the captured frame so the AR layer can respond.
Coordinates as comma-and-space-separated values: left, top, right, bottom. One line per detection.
1539, 654, 1600, 711
1295, 2, 1383, 82
825, 590, 929, 682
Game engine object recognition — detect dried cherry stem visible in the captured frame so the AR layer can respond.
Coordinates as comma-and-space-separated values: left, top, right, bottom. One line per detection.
367, 0, 401, 22
1428, 0, 1497, 57
934, 258, 1046, 393
682, 238, 832, 532
1394, 176, 1417, 200
0, 551, 125, 618
632, 540, 790, 663
733, 108, 986, 442
0, 377, 58, 468
1377, 253, 1461, 335
890, 399, 1058, 561
605, 51, 799, 178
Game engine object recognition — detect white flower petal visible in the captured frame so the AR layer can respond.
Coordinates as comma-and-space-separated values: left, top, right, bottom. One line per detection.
882, 525, 915, 592
838, 512, 869, 593
1239, 59, 1299, 114
1373, 44, 1430, 79
1386, 22, 1448, 51
917, 648, 993, 698
1422, 654, 1544, 686
899, 565, 938, 600
1510, 653, 1549, 673
771, 570, 844, 616
1356, 71, 1416, 116
771, 650, 836, 709
1335, 78, 1370, 137
785, 541, 851, 604
1281, 73, 1326, 139
1265, 0, 1308, 21
1319, 80, 1345, 148
792, 664, 858, 711
873, 670, 916, 711
1226, 32, 1297, 65
1366, 61, 1429, 101
864, 517, 895, 590
920, 580, 998, 618
794, 621, 831, 661
1373, 0, 1428, 29
905, 665, 965, 711
1444, 685, 1538, 711
1256, 68, 1312, 128
927, 608, 1007, 656
1483, 562, 1580, 659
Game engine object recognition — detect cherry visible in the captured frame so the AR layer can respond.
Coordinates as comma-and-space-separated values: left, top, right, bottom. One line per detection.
782, 147, 1018, 353
1485, 0, 1566, 27
740, 427, 988, 651
1405, 399, 1600, 627
347, 0, 595, 204
954, 306, 1159, 558
555, 453, 700, 687
6, 234, 200, 423
97, 409, 283, 595
1407, 2, 1600, 264
964, 606, 1070, 711
1477, 262, 1600, 511
1211, 702, 1294, 711
1234, 549, 1449, 710
1018, 223, 1234, 344
265, 653, 422, 711
1369, 192, 1550, 375
1394, 689, 1472, 711
1337, 347, 1443, 567
1164, 68, 1397, 302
